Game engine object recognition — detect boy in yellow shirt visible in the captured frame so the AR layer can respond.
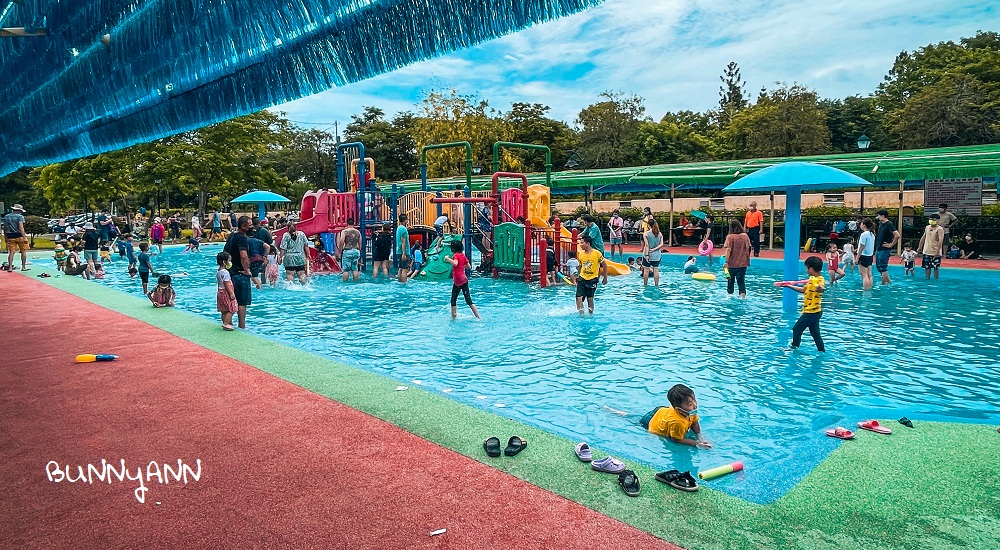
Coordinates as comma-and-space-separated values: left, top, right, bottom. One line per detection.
788, 256, 826, 352
640, 384, 711, 448
575, 235, 608, 314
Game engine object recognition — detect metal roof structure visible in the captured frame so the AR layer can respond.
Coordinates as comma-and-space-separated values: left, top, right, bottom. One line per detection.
0, 0, 602, 177
396, 144, 1000, 192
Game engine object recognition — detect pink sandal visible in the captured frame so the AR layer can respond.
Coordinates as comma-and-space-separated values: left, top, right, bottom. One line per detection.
825, 427, 855, 440
857, 420, 892, 435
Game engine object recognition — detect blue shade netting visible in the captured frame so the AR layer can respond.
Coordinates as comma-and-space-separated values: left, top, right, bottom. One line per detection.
0, 0, 603, 177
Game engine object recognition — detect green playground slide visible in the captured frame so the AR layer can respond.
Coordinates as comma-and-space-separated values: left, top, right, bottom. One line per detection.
413, 234, 462, 281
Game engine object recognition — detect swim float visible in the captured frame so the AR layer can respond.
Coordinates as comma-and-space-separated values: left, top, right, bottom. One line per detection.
692, 272, 716, 281
698, 240, 714, 256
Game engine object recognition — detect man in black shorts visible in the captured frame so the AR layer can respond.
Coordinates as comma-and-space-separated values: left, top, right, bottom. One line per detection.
223, 215, 253, 329
574, 235, 608, 314
372, 223, 393, 278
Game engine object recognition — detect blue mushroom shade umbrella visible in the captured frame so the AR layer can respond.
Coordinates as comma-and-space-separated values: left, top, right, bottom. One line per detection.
230, 191, 291, 222
723, 162, 871, 311
689, 210, 708, 220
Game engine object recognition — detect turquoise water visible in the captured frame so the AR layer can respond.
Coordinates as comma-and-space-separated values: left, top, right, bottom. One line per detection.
43, 245, 1000, 504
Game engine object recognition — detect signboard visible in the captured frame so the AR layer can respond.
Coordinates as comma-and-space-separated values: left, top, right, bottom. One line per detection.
923, 178, 982, 216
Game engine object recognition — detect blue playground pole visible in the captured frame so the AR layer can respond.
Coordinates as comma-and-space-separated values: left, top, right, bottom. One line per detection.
783, 186, 802, 312
464, 184, 472, 260
435, 191, 442, 218
357, 187, 366, 272
336, 142, 366, 193
256, 202, 266, 222
420, 164, 428, 192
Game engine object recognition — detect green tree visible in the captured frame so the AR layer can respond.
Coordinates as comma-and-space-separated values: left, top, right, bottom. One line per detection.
576, 91, 646, 168
344, 107, 419, 182
718, 61, 749, 128
726, 83, 831, 158
0, 168, 50, 214
820, 95, 885, 153
876, 32, 1000, 148
412, 90, 514, 177
504, 103, 579, 172
33, 153, 133, 214
636, 111, 715, 164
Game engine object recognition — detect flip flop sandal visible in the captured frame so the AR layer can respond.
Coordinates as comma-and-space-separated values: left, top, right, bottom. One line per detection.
574, 442, 593, 462
483, 436, 501, 457
825, 427, 855, 440
655, 469, 698, 492
591, 456, 626, 474
898, 417, 914, 428
618, 470, 640, 497
857, 420, 892, 435
504, 436, 527, 456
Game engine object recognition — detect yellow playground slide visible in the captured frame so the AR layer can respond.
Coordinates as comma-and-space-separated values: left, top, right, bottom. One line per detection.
526, 185, 631, 276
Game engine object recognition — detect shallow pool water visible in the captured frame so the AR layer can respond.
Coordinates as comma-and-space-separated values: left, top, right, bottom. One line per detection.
45, 245, 1000, 504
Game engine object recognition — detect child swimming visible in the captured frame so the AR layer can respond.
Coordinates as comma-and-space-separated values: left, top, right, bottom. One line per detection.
639, 384, 711, 448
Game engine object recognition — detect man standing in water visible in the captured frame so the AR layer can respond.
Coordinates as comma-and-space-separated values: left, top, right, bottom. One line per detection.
337, 218, 362, 282
222, 215, 253, 329
396, 214, 410, 283
874, 209, 900, 285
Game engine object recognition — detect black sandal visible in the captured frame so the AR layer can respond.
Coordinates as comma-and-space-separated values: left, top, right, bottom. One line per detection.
618, 470, 640, 497
655, 469, 698, 492
483, 437, 501, 457
504, 436, 527, 456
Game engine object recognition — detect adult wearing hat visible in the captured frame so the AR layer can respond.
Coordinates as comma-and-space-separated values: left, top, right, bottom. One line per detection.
3, 204, 29, 271
81, 222, 101, 276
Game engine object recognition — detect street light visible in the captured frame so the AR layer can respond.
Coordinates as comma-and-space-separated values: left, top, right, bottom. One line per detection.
565, 150, 583, 170
856, 135, 872, 214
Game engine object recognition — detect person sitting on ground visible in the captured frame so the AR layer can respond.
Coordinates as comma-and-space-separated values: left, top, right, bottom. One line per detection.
959, 233, 982, 260
64, 246, 88, 277
639, 384, 711, 448
148, 274, 176, 308
683, 255, 698, 274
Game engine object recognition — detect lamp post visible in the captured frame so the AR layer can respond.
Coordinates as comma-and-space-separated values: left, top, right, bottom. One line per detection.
857, 134, 872, 215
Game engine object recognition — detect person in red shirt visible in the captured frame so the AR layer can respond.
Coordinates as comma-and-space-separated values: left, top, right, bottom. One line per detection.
743, 202, 764, 257
444, 240, 481, 319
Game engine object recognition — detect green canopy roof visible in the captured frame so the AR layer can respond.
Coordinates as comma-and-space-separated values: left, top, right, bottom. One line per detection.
387, 144, 1000, 192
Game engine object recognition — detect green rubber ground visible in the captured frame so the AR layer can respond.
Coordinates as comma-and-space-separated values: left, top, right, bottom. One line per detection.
29, 258, 1000, 549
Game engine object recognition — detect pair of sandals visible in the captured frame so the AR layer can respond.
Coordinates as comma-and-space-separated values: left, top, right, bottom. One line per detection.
655, 469, 698, 492
483, 436, 527, 457
575, 443, 640, 497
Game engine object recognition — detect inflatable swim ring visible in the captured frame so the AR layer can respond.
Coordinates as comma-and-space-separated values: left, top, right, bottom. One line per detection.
692, 272, 716, 281
698, 240, 714, 256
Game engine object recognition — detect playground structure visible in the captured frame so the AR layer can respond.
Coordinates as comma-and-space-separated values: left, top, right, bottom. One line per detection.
269, 140, 629, 283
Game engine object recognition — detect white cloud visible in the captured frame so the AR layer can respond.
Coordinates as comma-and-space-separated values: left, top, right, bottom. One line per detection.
274, 0, 1000, 125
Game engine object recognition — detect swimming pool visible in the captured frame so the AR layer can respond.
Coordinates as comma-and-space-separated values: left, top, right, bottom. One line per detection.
46, 246, 1000, 504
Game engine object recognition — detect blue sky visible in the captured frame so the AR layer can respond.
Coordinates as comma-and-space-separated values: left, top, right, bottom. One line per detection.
274, 0, 998, 128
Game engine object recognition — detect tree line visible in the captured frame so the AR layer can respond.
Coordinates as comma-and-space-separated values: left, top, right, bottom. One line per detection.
2, 31, 998, 217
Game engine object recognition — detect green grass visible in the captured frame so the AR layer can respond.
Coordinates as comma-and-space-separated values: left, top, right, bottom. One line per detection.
28, 264, 1000, 549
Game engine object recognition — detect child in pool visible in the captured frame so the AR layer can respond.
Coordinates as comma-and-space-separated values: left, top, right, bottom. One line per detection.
787, 256, 826, 352
183, 236, 201, 253
216, 251, 237, 330
264, 248, 280, 287
683, 255, 698, 274
565, 250, 580, 284
627, 257, 638, 270
900, 242, 917, 276
94, 263, 106, 279
407, 242, 424, 279
148, 274, 176, 308
545, 245, 558, 285
444, 240, 480, 319
99, 243, 112, 263
53, 244, 68, 272
639, 384, 711, 448
825, 243, 845, 284
841, 237, 856, 274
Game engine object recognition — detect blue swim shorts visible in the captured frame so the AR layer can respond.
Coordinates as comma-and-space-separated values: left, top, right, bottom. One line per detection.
341, 248, 361, 272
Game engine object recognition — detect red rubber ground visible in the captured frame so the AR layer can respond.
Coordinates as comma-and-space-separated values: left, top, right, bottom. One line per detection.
0, 273, 680, 549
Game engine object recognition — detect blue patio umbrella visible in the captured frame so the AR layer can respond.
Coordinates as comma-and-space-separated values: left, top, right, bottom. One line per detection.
723, 162, 871, 311
230, 190, 291, 221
